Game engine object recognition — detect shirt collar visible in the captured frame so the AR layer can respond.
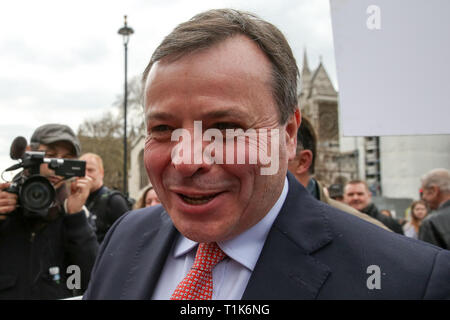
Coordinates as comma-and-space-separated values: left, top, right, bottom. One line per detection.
173, 176, 289, 271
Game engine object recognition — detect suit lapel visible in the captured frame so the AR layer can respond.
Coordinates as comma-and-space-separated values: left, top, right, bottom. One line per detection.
242, 173, 333, 299
120, 208, 178, 299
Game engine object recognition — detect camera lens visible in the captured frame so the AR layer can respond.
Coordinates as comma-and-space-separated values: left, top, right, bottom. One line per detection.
20, 176, 55, 212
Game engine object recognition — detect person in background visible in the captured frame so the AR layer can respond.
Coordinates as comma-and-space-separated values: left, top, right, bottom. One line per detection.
403, 200, 428, 239
287, 117, 389, 231
328, 183, 345, 202
344, 180, 404, 234
79, 153, 130, 243
380, 209, 392, 218
0, 124, 98, 299
134, 185, 161, 209
418, 168, 450, 249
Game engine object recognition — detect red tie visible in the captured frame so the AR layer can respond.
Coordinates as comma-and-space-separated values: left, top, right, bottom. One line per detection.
171, 242, 226, 300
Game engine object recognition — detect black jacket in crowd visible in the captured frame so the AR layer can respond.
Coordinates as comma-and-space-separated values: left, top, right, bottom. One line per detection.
85, 186, 130, 244
362, 203, 405, 235
419, 199, 450, 250
0, 203, 99, 299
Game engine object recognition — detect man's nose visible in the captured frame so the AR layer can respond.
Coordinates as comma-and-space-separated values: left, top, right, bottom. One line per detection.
171, 154, 213, 178
171, 136, 213, 177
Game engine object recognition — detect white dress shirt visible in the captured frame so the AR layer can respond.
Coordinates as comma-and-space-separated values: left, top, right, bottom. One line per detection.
152, 177, 289, 300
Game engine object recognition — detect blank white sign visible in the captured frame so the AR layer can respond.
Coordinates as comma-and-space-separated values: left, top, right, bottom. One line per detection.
330, 0, 450, 136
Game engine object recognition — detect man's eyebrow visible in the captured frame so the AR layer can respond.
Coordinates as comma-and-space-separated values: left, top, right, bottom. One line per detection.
146, 111, 174, 122
201, 109, 249, 120
146, 109, 250, 122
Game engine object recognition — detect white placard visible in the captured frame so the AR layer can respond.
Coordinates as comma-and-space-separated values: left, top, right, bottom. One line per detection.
330, 0, 450, 136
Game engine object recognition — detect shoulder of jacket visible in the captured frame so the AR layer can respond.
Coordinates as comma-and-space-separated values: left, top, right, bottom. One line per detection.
115, 205, 166, 227
428, 208, 450, 223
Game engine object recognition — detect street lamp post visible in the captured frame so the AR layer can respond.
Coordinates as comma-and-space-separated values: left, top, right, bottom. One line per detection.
118, 15, 134, 196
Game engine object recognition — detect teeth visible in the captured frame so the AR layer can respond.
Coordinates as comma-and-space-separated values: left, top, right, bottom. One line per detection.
180, 194, 216, 205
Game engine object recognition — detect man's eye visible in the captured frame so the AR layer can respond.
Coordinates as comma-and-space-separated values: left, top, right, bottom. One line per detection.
213, 122, 242, 130
148, 125, 174, 140
151, 125, 173, 132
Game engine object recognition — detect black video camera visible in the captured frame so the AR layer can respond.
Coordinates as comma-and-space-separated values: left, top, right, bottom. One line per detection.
3, 137, 86, 218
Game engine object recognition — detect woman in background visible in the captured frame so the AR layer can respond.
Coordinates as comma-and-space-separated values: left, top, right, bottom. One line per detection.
134, 185, 161, 209
403, 200, 428, 239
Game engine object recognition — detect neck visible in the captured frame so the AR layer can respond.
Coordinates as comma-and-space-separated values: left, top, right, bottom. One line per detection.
92, 184, 104, 193
296, 173, 311, 188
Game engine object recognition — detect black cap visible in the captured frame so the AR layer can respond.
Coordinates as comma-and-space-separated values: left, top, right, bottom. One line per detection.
30, 124, 81, 157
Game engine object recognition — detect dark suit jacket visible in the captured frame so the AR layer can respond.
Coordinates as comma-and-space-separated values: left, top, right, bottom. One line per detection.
419, 200, 450, 250
84, 173, 450, 299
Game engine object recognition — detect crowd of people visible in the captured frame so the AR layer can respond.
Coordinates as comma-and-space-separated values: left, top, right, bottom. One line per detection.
290, 116, 449, 246
325, 170, 450, 247
1, 8, 450, 300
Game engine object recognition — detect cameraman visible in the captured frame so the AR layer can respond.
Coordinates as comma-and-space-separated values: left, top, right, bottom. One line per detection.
0, 124, 99, 299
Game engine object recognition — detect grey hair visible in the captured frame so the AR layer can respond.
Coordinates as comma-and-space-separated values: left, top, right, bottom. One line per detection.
421, 168, 450, 193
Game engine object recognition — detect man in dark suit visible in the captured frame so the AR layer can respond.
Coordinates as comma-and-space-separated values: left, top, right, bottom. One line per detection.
84, 9, 450, 300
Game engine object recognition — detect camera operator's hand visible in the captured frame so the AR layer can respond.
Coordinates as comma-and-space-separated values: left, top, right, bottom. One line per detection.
0, 182, 18, 220
66, 176, 92, 214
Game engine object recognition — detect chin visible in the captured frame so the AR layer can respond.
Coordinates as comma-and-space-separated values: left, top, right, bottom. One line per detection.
175, 219, 236, 243
180, 229, 226, 243
350, 205, 363, 211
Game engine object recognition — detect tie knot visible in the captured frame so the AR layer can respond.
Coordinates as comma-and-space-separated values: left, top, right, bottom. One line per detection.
192, 242, 226, 272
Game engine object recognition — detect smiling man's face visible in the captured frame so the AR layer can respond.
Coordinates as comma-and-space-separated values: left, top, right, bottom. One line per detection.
143, 35, 299, 243
344, 182, 372, 212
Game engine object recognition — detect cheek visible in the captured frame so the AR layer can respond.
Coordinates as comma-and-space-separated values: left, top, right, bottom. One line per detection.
221, 163, 254, 195
416, 209, 425, 217
223, 162, 276, 209
144, 139, 174, 188
39, 163, 52, 176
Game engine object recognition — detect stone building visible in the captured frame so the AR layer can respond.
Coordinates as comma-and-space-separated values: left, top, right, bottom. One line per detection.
128, 135, 149, 200
298, 50, 358, 187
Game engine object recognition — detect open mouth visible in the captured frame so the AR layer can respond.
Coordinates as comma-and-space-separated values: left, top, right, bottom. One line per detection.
178, 192, 222, 205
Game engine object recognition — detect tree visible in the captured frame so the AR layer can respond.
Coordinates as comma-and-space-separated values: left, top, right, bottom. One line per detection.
112, 75, 146, 140
77, 75, 145, 193
77, 111, 125, 191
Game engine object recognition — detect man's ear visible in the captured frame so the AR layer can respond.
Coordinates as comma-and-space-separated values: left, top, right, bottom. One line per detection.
285, 108, 301, 161
295, 149, 313, 176
25, 145, 31, 151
